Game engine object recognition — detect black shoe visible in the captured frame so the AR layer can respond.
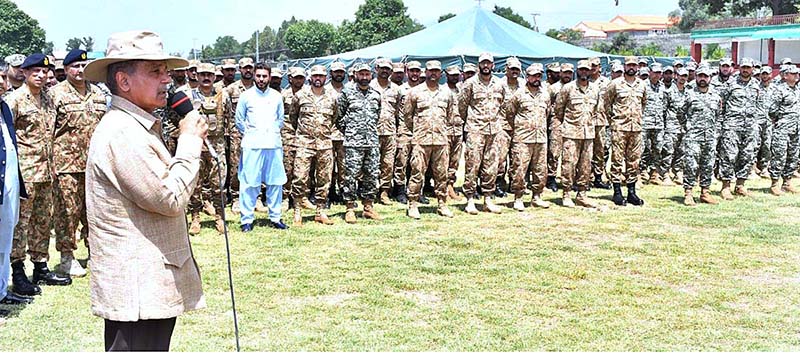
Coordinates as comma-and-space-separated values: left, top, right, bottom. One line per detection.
241, 223, 254, 232
268, 220, 288, 230
612, 183, 627, 206
324, 197, 332, 209
493, 186, 507, 198
308, 194, 317, 205
626, 183, 645, 206
1, 292, 34, 305
32, 262, 72, 286
593, 174, 611, 189
395, 186, 408, 204
11, 261, 41, 296
546, 176, 558, 192
0, 309, 9, 317
287, 196, 295, 210
419, 194, 430, 204
571, 184, 579, 192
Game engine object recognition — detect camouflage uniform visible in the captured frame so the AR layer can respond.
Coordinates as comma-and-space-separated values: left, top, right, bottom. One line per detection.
281, 87, 301, 199
556, 81, 602, 192
546, 81, 564, 178
402, 83, 452, 202
371, 79, 401, 193
605, 77, 647, 184
458, 74, 506, 197
755, 81, 776, 172
154, 82, 182, 155
681, 87, 722, 189
393, 82, 416, 189
505, 85, 549, 196
663, 84, 688, 177
768, 81, 800, 180
290, 85, 338, 203
590, 75, 612, 178
497, 77, 522, 186
187, 87, 231, 217
325, 82, 346, 194
7, 85, 55, 263
224, 79, 255, 202
50, 80, 107, 253
335, 82, 382, 201
445, 85, 464, 189
717, 76, 761, 181
641, 79, 667, 175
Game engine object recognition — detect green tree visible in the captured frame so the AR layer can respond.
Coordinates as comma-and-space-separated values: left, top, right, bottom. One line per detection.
241, 26, 279, 59
674, 45, 690, 56
42, 41, 53, 55
82, 36, 94, 52
66, 37, 84, 50
703, 43, 726, 60
333, 0, 423, 53
545, 28, 584, 45
673, 0, 800, 32
276, 16, 298, 52
493, 5, 533, 29
284, 20, 336, 58
0, 0, 47, 57
438, 13, 456, 22
208, 35, 243, 59
331, 20, 358, 54
590, 33, 636, 55
635, 43, 665, 57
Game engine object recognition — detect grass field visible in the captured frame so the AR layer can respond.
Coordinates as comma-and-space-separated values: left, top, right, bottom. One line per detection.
1, 177, 800, 351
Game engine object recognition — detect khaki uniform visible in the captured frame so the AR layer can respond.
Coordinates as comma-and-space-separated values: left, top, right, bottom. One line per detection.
604, 77, 647, 184
402, 84, 453, 202
371, 79, 401, 192
458, 75, 506, 197
281, 87, 301, 199
50, 81, 107, 253
224, 79, 254, 201
290, 86, 338, 203
324, 83, 346, 194
497, 78, 522, 184
590, 75, 612, 177
445, 85, 464, 188
547, 81, 564, 177
7, 85, 55, 263
213, 80, 232, 93
393, 82, 417, 188
187, 88, 231, 217
555, 81, 603, 191
505, 85, 549, 196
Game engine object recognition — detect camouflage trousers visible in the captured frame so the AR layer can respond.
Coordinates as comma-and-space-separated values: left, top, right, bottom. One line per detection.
331, 139, 345, 193
393, 140, 412, 187
378, 135, 396, 192
669, 132, 685, 175
769, 119, 800, 180
547, 126, 563, 177
756, 121, 772, 172
408, 144, 449, 201
447, 134, 463, 186
682, 133, 716, 189
343, 146, 380, 202
510, 142, 547, 196
591, 125, 609, 177
293, 147, 333, 202
283, 146, 297, 199
561, 138, 594, 191
496, 129, 512, 184
53, 173, 87, 254
227, 131, 242, 200
463, 132, 499, 197
658, 131, 680, 177
189, 149, 227, 216
718, 128, 758, 181
12, 181, 53, 263
641, 128, 663, 174
610, 130, 643, 184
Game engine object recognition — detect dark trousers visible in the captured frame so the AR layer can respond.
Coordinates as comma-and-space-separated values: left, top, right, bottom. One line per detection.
104, 318, 176, 351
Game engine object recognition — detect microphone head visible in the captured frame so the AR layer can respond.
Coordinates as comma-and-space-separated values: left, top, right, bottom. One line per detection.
167, 90, 194, 116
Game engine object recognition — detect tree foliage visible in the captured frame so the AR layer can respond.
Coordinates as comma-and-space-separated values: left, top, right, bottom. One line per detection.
241, 26, 279, 59
438, 13, 456, 22
284, 20, 336, 58
0, 0, 47, 57
330, 0, 423, 54
492, 5, 533, 29
201, 35, 243, 60
591, 33, 637, 55
66, 36, 95, 51
672, 0, 800, 32
545, 28, 584, 45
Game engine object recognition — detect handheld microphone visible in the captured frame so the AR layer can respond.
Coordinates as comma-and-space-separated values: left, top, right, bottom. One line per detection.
167, 90, 219, 159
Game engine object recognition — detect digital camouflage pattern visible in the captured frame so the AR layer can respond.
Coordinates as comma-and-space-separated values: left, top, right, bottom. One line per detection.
336, 82, 382, 201
681, 87, 722, 189
768, 81, 800, 179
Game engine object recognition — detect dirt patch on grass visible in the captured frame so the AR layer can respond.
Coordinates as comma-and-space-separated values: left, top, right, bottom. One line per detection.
396, 290, 441, 307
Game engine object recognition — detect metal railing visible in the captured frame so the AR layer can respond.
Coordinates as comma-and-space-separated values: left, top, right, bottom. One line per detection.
695, 13, 800, 30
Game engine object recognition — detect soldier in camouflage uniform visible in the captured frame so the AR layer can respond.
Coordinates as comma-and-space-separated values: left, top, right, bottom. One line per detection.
3, 54, 25, 96
555, 60, 603, 208
214, 58, 237, 92
391, 63, 406, 86
604, 56, 647, 206
444, 65, 464, 201
767, 65, 800, 195
589, 57, 612, 189
370, 58, 401, 205
495, 57, 523, 197
225, 57, 255, 213
504, 63, 551, 211
680, 66, 721, 206
546, 63, 573, 192
711, 58, 734, 90
50, 49, 107, 277
716, 58, 761, 199
459, 52, 506, 214
325, 62, 347, 205
155, 63, 189, 155
402, 61, 455, 219
463, 63, 477, 81
281, 67, 308, 209
7, 54, 72, 296
755, 66, 776, 177
335, 64, 383, 224
290, 65, 338, 226
187, 63, 232, 235
662, 68, 690, 184
641, 64, 667, 184
392, 61, 423, 204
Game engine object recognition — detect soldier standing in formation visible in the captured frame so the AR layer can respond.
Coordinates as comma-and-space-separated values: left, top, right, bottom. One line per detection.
754, 66, 775, 178
214, 58, 237, 92
392, 61, 423, 204
768, 65, 800, 195
444, 65, 464, 201
371, 58, 401, 205
589, 57, 612, 190
641, 63, 666, 185
495, 57, 522, 197
681, 65, 721, 205
545, 63, 573, 192
282, 67, 311, 209
663, 67, 690, 185
325, 62, 347, 205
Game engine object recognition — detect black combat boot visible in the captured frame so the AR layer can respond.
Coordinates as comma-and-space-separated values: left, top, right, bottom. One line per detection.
546, 176, 558, 192
593, 174, 611, 189
32, 261, 72, 286
626, 182, 645, 206
11, 261, 41, 296
612, 183, 626, 206
419, 194, 430, 205
396, 185, 408, 204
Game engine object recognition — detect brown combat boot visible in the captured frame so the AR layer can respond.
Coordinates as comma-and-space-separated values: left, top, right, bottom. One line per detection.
649, 171, 662, 185
782, 178, 798, 194
344, 202, 357, 224
683, 188, 696, 206
314, 204, 334, 225
531, 194, 551, 208
407, 201, 421, 219
300, 197, 315, 210
575, 190, 596, 208
447, 184, 462, 201
293, 207, 303, 226
464, 198, 479, 215
215, 216, 225, 234
379, 189, 392, 205
362, 199, 383, 220
484, 196, 502, 214
734, 179, 750, 197
189, 212, 201, 235
720, 180, 734, 200
437, 198, 454, 218
661, 174, 675, 186
561, 190, 575, 208
700, 187, 718, 204
202, 200, 215, 216
770, 179, 783, 196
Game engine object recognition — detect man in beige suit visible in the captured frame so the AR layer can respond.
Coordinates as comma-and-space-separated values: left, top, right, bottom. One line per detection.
84, 31, 208, 351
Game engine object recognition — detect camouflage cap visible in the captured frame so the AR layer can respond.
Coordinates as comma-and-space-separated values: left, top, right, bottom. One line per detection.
309, 65, 327, 76
392, 62, 405, 73
187, 59, 200, 70
354, 63, 371, 72
425, 60, 442, 71
478, 52, 494, 63
719, 57, 733, 66
463, 63, 477, 73
215, 66, 223, 76
348, 67, 355, 76
696, 66, 713, 76
638, 57, 649, 65
576, 60, 591, 70
271, 68, 283, 78
672, 59, 685, 67
525, 63, 544, 75
781, 57, 793, 65
754, 60, 763, 67
560, 63, 574, 72
506, 57, 521, 69
663, 65, 674, 73
612, 63, 624, 72
590, 57, 601, 66
676, 68, 688, 76
330, 62, 346, 72
624, 56, 639, 65
221, 58, 237, 69
54, 59, 64, 70
4, 54, 25, 67
419, 69, 427, 77
760, 66, 772, 74
445, 65, 461, 75
783, 65, 799, 74
546, 62, 561, 72
406, 61, 422, 70
650, 63, 663, 73
609, 59, 622, 66
686, 62, 697, 70
288, 66, 306, 77
375, 58, 392, 69
638, 67, 650, 76
196, 62, 216, 74
238, 57, 254, 68
739, 57, 754, 67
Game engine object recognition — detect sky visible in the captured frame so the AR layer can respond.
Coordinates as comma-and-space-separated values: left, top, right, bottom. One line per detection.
13, 0, 680, 56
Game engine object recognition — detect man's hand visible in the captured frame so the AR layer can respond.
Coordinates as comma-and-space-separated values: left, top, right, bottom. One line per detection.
180, 110, 208, 140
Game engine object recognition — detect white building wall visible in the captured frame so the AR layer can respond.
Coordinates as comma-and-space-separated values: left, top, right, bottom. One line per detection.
738, 40, 770, 63
775, 40, 800, 64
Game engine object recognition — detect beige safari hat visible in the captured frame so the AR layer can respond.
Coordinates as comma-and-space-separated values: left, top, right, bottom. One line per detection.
84, 30, 188, 82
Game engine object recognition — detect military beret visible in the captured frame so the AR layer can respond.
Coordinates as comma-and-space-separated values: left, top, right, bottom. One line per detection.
445, 65, 460, 75
63, 49, 88, 66
405, 61, 422, 70
425, 60, 442, 71
375, 58, 392, 69
330, 62, 346, 72
238, 57, 254, 68
4, 54, 25, 67
20, 53, 49, 69
576, 60, 591, 70
560, 63, 574, 72
309, 65, 327, 76
196, 63, 215, 74
525, 63, 544, 75
392, 62, 405, 73
478, 52, 494, 63
506, 57, 521, 70
354, 63, 371, 72
546, 62, 560, 73
463, 63, 477, 73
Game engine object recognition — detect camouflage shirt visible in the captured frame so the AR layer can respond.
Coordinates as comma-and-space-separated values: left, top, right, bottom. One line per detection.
335, 82, 381, 148
458, 75, 506, 135
50, 81, 107, 174
682, 87, 722, 139
604, 77, 647, 132
769, 82, 800, 123
718, 76, 761, 131
664, 84, 689, 133
504, 85, 549, 144
290, 85, 338, 150
194, 87, 233, 148
281, 87, 302, 148
445, 85, 464, 136
370, 79, 401, 136
547, 81, 562, 131
500, 77, 522, 131
213, 80, 234, 93
590, 75, 612, 126
555, 81, 603, 139
396, 82, 420, 142
710, 75, 731, 91
225, 79, 255, 136
755, 82, 777, 123
642, 80, 667, 129
401, 84, 453, 146
324, 82, 345, 141
7, 84, 55, 183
